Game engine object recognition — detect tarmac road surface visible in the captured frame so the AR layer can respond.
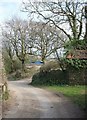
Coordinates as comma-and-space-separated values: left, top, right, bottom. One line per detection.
2, 79, 85, 118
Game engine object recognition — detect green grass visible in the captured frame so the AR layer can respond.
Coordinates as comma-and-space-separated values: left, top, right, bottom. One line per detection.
2, 90, 9, 100
40, 85, 86, 110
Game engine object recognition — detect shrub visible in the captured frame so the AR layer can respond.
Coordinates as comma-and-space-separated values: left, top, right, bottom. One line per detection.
40, 60, 60, 73
31, 60, 68, 86
31, 68, 68, 86
3, 54, 22, 74
13, 59, 22, 71
15, 70, 21, 78
3, 55, 13, 74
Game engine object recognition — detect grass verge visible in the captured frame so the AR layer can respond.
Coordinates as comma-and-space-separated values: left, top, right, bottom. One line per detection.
38, 85, 86, 110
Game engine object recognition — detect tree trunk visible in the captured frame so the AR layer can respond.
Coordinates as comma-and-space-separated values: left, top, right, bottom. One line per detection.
41, 56, 45, 64
22, 59, 25, 71
84, 5, 87, 48
10, 60, 14, 72
55, 50, 65, 72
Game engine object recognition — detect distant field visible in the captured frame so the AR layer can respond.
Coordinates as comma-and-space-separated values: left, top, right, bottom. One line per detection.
40, 85, 86, 110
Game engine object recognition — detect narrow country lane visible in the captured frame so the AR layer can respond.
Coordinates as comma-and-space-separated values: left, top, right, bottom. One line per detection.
3, 79, 85, 118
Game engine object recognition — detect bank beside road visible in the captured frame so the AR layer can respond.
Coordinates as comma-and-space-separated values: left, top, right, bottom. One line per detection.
39, 85, 86, 111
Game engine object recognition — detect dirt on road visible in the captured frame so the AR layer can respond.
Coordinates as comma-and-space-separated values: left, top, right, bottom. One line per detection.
2, 79, 85, 118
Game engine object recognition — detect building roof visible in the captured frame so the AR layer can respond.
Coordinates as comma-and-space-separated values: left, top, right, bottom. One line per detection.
66, 50, 87, 59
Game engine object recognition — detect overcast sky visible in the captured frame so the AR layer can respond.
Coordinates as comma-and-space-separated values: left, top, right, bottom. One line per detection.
0, 0, 65, 24
0, 0, 28, 49
0, 0, 29, 24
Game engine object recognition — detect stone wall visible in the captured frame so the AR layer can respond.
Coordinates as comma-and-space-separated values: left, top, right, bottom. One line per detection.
0, 53, 3, 119
0, 52, 7, 119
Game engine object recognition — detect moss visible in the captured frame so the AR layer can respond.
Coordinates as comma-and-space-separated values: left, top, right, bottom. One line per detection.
2, 90, 9, 100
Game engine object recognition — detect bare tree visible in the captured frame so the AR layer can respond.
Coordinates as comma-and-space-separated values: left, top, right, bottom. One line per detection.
22, 0, 87, 71
23, 0, 86, 47
2, 18, 33, 71
29, 21, 65, 63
